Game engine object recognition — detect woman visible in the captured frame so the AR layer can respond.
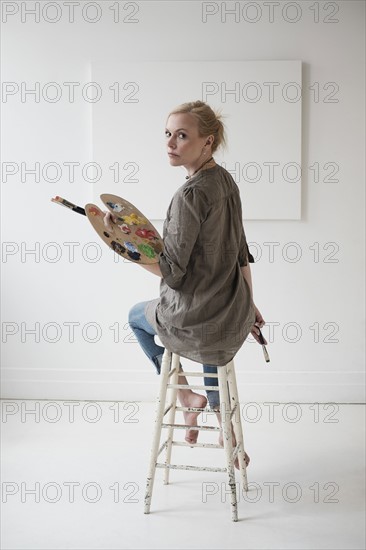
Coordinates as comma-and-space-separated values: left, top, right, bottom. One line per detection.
105, 101, 266, 466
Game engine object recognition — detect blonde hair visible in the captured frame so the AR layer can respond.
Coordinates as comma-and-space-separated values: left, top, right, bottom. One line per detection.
168, 100, 227, 154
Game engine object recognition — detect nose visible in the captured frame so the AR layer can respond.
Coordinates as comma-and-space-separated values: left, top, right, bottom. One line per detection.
167, 135, 176, 149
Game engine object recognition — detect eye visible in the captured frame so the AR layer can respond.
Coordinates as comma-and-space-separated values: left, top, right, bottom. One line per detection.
165, 131, 171, 138
178, 133, 186, 139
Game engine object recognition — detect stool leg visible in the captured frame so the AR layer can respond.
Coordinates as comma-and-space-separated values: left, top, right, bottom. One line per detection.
144, 349, 171, 514
218, 365, 238, 522
164, 353, 180, 485
227, 361, 248, 492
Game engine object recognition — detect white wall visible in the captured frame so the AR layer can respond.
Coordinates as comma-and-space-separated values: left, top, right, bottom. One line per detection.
1, 0, 365, 402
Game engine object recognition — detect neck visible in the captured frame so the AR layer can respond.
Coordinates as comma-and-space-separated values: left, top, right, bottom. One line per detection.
185, 155, 215, 179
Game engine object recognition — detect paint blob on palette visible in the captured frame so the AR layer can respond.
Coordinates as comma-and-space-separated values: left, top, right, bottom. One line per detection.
85, 194, 164, 264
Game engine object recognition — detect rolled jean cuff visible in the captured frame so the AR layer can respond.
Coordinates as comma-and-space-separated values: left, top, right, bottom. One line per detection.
152, 353, 163, 375
205, 391, 220, 410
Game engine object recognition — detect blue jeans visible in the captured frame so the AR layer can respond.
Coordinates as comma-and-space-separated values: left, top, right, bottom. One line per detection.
128, 301, 220, 409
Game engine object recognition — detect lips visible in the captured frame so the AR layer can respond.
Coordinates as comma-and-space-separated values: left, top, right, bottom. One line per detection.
168, 152, 179, 157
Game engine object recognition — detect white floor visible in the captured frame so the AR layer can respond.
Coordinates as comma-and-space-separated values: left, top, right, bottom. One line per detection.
1, 401, 365, 550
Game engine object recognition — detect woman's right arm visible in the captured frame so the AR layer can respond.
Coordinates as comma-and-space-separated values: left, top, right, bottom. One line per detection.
241, 263, 267, 344
241, 263, 253, 300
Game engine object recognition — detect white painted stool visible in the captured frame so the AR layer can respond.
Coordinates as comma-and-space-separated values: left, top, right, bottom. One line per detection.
144, 349, 249, 522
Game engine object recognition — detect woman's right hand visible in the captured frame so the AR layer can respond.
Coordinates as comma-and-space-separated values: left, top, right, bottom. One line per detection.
251, 304, 267, 344
103, 211, 117, 232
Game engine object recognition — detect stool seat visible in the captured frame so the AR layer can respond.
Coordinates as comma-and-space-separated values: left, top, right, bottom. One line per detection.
144, 350, 248, 522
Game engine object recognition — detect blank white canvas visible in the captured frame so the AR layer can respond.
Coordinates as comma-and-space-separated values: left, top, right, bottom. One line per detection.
91, 60, 302, 220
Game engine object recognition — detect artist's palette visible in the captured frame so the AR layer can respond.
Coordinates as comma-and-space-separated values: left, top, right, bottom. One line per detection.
85, 194, 164, 264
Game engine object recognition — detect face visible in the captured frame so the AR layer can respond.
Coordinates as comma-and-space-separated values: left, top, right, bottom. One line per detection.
165, 113, 212, 169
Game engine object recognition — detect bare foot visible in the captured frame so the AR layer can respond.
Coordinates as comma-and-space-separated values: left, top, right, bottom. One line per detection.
217, 421, 250, 470
178, 391, 207, 445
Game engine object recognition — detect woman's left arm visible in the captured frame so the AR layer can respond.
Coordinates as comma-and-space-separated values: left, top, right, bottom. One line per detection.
104, 187, 204, 286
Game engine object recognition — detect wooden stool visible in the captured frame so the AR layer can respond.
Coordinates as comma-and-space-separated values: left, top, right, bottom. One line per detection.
144, 349, 249, 521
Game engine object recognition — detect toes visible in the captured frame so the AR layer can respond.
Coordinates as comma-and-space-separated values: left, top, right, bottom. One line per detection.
185, 429, 198, 445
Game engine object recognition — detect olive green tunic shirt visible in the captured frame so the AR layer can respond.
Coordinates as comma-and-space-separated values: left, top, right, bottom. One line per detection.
145, 164, 255, 365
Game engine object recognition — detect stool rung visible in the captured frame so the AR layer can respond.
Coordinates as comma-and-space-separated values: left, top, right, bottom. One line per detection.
177, 372, 219, 378
156, 463, 226, 473
161, 423, 220, 432
172, 440, 242, 458
175, 406, 218, 413
172, 441, 222, 449
167, 384, 219, 391
159, 439, 240, 453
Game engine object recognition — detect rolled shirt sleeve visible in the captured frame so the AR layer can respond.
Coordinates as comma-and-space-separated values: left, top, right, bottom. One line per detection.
159, 186, 206, 290
238, 230, 255, 266
238, 229, 248, 267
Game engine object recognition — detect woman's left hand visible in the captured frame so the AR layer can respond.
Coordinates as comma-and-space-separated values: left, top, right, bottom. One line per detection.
103, 211, 117, 232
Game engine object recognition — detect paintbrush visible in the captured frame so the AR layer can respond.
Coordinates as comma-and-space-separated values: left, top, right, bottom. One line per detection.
51, 196, 86, 216
257, 328, 270, 363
